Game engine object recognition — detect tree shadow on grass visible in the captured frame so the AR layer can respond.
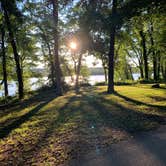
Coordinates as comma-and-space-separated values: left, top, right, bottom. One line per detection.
0, 89, 58, 127
148, 95, 166, 102
0, 94, 83, 165
18, 95, 85, 164
87, 94, 165, 132
0, 97, 55, 139
114, 92, 166, 111
0, 88, 57, 114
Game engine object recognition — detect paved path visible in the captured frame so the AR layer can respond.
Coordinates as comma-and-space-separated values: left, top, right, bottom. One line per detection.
69, 125, 166, 166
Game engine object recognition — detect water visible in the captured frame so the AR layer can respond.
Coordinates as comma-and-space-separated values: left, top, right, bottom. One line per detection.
66, 74, 140, 85
0, 81, 17, 97
0, 74, 140, 97
89, 75, 106, 85
65, 75, 106, 85
133, 73, 140, 80
0, 77, 48, 97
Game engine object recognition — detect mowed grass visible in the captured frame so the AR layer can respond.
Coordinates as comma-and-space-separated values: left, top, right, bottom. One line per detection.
0, 84, 165, 165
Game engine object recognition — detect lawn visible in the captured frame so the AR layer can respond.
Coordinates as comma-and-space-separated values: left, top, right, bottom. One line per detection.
0, 84, 165, 165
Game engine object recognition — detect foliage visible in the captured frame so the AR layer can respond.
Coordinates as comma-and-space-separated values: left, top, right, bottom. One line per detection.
0, 1, 165, 97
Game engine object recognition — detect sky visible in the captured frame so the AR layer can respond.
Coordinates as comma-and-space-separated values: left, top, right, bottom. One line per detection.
84, 55, 102, 68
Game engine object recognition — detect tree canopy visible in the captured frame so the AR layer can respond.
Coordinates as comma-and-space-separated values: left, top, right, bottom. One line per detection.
0, 0, 165, 98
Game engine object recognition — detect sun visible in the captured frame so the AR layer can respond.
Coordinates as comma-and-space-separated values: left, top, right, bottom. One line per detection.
70, 41, 77, 50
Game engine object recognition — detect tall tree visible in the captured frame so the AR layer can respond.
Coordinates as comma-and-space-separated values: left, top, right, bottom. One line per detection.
148, 19, 157, 81
107, 0, 117, 93
75, 53, 82, 93
25, 0, 56, 86
139, 30, 149, 80
1, 25, 8, 97
107, 0, 165, 89
1, 0, 24, 99
52, 0, 63, 95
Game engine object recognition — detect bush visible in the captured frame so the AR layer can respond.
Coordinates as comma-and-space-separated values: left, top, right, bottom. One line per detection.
36, 85, 53, 92
0, 96, 18, 106
115, 80, 136, 85
95, 82, 107, 86
62, 82, 72, 92
80, 82, 92, 87
138, 79, 155, 84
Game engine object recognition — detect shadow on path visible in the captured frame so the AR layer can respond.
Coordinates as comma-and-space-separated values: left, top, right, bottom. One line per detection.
69, 93, 166, 166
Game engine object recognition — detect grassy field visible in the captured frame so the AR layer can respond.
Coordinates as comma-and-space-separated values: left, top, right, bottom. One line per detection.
0, 84, 165, 165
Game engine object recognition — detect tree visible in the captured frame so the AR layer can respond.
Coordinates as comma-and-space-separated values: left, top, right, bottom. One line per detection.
1, 0, 24, 99
0, 25, 8, 97
139, 29, 149, 80
52, 0, 63, 95
25, 0, 56, 86
148, 17, 157, 81
107, 0, 117, 93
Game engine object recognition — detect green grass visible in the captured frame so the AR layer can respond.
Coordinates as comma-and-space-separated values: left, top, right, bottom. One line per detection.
0, 85, 165, 165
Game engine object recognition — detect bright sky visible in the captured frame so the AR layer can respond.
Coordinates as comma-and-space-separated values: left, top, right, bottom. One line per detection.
68, 41, 102, 68
36, 52, 102, 69
84, 55, 102, 68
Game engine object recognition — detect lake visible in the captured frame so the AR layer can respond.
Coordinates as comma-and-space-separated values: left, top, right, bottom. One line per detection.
0, 74, 140, 97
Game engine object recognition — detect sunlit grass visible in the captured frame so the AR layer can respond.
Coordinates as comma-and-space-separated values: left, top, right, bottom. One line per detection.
97, 84, 166, 115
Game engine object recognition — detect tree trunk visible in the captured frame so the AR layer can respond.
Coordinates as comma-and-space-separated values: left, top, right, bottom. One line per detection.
157, 54, 161, 80
63, 60, 74, 83
161, 61, 166, 82
152, 50, 157, 81
2, 2, 24, 99
139, 59, 144, 79
149, 21, 157, 81
46, 41, 55, 86
139, 30, 149, 80
1, 26, 8, 97
52, 0, 62, 95
125, 62, 130, 80
101, 57, 107, 83
108, 0, 117, 93
75, 53, 82, 93
104, 67, 108, 84
128, 64, 134, 80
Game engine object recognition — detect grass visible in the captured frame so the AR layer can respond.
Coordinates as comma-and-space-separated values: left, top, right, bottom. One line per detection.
0, 84, 165, 165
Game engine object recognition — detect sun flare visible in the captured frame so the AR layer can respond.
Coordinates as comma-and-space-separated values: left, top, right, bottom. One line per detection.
70, 41, 77, 50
